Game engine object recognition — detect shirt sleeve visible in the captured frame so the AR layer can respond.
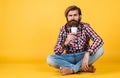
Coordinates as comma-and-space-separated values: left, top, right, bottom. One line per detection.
54, 26, 66, 55
84, 23, 104, 55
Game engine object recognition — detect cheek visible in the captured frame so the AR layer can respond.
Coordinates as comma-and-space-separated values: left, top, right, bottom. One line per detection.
67, 17, 72, 21
75, 17, 79, 20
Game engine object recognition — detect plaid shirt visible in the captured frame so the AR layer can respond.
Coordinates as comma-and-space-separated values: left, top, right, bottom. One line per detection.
54, 22, 104, 55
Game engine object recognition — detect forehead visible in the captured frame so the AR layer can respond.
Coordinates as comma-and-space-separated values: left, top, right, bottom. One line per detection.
68, 10, 79, 15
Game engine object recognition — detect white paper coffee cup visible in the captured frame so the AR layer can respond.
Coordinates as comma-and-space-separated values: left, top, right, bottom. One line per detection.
71, 27, 77, 34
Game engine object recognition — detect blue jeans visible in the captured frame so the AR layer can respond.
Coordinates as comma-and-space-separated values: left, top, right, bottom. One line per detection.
47, 47, 104, 73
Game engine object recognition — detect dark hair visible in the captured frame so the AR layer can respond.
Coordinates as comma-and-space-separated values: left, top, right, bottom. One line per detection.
65, 5, 82, 18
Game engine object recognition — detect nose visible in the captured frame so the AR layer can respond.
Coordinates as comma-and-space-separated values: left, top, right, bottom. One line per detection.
71, 16, 75, 20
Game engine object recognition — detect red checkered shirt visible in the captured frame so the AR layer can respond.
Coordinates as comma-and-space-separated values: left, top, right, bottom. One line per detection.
54, 22, 104, 55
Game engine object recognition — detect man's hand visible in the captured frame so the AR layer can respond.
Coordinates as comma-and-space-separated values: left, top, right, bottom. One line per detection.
81, 52, 90, 71
64, 33, 76, 46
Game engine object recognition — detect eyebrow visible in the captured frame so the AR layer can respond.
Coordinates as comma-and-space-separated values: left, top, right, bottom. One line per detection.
68, 14, 77, 16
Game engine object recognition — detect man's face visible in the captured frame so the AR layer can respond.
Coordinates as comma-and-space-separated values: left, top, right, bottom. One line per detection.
67, 10, 80, 22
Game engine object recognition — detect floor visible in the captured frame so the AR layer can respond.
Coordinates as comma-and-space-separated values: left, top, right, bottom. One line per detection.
0, 61, 120, 78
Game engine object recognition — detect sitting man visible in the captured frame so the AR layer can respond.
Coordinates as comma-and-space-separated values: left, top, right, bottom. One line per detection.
47, 5, 104, 75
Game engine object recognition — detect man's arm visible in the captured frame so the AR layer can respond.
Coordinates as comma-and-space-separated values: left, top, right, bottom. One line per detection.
82, 52, 90, 71
54, 26, 66, 55
82, 23, 104, 71
85, 23, 104, 55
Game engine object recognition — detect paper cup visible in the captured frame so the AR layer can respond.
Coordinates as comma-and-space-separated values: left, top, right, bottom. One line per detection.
71, 27, 77, 34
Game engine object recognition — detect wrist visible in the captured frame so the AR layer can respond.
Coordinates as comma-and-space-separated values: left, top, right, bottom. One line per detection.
63, 42, 69, 49
64, 40, 69, 46
85, 52, 90, 56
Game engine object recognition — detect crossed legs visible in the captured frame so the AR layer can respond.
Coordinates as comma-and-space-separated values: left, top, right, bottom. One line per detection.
47, 47, 104, 75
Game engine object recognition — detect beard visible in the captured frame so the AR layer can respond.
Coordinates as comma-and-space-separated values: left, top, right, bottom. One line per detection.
67, 19, 80, 27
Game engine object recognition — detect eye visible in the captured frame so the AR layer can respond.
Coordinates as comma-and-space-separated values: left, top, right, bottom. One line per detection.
68, 15, 72, 17
74, 14, 77, 16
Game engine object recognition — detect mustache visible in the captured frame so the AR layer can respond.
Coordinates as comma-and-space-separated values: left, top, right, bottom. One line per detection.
67, 20, 79, 27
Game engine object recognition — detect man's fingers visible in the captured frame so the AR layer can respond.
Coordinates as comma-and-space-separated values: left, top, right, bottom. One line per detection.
82, 63, 89, 71
85, 64, 89, 71
70, 33, 75, 35
71, 36, 76, 40
83, 65, 87, 71
82, 63, 86, 71
69, 35, 76, 41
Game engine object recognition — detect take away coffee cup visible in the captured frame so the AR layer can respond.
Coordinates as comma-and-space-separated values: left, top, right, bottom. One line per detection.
71, 27, 77, 34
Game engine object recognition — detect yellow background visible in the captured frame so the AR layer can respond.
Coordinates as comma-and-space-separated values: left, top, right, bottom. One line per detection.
0, 0, 120, 78
0, 0, 120, 64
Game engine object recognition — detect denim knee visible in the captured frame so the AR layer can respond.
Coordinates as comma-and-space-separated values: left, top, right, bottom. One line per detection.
95, 46, 104, 57
47, 55, 53, 65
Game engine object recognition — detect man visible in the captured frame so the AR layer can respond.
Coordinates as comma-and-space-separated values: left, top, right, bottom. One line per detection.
47, 5, 104, 75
